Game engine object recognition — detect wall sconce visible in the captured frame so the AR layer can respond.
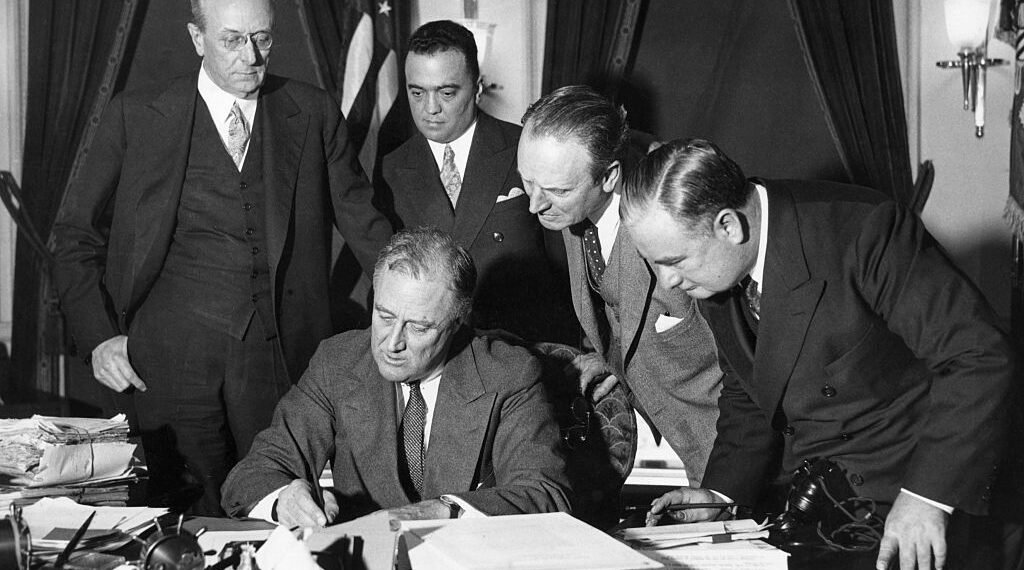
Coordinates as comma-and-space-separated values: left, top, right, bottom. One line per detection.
936, 0, 1006, 138
457, 0, 500, 94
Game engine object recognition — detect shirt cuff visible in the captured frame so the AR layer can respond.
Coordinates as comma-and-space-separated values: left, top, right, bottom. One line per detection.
440, 495, 487, 518
900, 488, 954, 514
249, 485, 289, 522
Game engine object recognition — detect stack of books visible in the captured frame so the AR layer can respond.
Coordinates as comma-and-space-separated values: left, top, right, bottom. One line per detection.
0, 415, 140, 509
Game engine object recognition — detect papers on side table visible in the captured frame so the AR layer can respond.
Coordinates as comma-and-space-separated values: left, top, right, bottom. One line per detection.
619, 519, 788, 569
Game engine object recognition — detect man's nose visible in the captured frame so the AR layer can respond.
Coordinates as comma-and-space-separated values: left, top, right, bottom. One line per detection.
526, 188, 547, 214
425, 93, 441, 114
386, 324, 406, 352
240, 36, 260, 65
657, 267, 684, 290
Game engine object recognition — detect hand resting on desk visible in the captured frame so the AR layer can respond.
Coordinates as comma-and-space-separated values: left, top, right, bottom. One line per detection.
646, 487, 729, 525
276, 479, 339, 528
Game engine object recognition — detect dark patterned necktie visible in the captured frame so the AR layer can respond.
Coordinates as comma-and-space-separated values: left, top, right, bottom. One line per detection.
401, 381, 426, 498
226, 101, 249, 170
440, 144, 462, 208
582, 221, 606, 293
744, 275, 761, 320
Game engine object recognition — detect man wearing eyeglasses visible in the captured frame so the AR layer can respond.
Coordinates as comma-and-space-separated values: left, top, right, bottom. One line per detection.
52, 0, 391, 515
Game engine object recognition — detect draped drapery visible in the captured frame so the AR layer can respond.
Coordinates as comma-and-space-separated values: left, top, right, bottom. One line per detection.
11, 0, 142, 400
787, 0, 915, 205
541, 0, 647, 99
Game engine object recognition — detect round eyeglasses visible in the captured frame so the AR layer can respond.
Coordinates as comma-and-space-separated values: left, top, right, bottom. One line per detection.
220, 31, 273, 51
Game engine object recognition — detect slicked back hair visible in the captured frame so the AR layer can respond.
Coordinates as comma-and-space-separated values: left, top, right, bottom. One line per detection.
373, 227, 477, 325
407, 20, 480, 83
621, 138, 750, 234
521, 85, 629, 184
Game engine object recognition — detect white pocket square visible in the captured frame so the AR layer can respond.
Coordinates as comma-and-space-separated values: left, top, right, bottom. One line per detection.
496, 187, 525, 202
654, 313, 683, 333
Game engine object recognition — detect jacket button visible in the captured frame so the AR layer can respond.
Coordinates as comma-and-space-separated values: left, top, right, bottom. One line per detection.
244, 202, 254, 211
821, 385, 837, 398
492, 232, 504, 242
252, 246, 260, 255
251, 294, 259, 302
840, 432, 851, 441
239, 182, 247, 190
246, 228, 255, 236
783, 425, 795, 436
850, 473, 864, 486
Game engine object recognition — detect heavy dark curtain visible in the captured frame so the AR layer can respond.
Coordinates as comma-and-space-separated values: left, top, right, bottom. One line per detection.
787, 0, 914, 204
542, 0, 648, 97
11, 1, 142, 400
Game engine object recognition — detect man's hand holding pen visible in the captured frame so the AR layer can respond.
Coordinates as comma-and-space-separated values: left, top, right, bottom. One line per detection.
645, 487, 733, 526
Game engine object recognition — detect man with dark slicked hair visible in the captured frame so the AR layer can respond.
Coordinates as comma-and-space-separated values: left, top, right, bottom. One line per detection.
517, 86, 723, 487
622, 138, 1013, 570
380, 20, 575, 344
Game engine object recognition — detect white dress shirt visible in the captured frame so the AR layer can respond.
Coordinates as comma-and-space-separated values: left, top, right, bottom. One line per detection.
197, 65, 257, 168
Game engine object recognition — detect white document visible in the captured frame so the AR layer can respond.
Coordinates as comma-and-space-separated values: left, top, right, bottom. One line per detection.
21, 497, 167, 551
30, 442, 136, 486
639, 539, 789, 570
400, 512, 662, 570
305, 511, 399, 570
620, 519, 769, 547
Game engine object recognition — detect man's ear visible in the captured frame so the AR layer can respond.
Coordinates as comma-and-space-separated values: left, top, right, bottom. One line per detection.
714, 209, 748, 245
601, 160, 621, 194
187, 22, 205, 57
474, 77, 484, 104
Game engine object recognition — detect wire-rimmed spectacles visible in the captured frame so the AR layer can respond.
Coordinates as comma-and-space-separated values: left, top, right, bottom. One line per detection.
220, 31, 273, 51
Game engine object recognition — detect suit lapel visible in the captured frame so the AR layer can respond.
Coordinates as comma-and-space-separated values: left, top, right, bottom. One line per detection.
563, 228, 605, 355
258, 79, 303, 289
423, 338, 495, 497
341, 361, 412, 506
450, 114, 509, 246
753, 184, 824, 417
611, 225, 655, 369
128, 76, 198, 308
394, 136, 455, 230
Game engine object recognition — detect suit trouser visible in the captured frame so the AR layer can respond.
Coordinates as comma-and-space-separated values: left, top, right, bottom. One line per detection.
128, 304, 290, 515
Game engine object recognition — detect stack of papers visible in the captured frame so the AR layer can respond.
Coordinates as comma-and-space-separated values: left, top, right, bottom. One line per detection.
0, 415, 138, 508
619, 520, 788, 569
21, 497, 167, 559
397, 512, 662, 570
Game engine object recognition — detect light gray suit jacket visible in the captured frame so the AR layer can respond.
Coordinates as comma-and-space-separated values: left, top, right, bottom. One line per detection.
563, 216, 722, 484
221, 328, 572, 520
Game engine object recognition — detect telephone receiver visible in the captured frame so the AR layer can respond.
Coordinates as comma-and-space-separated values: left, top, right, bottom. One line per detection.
773, 458, 855, 536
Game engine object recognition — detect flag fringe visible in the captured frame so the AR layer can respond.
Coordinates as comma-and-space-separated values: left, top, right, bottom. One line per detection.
1004, 195, 1024, 240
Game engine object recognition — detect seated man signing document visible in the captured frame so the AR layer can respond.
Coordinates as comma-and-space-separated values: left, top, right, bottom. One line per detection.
221, 227, 572, 525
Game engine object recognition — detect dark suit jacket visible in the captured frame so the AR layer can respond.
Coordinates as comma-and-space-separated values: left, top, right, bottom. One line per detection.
699, 180, 1012, 515
564, 220, 722, 484
51, 73, 392, 381
381, 112, 575, 343
221, 329, 572, 519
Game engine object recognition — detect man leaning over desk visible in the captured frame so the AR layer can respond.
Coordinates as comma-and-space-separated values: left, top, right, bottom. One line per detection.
621, 139, 1014, 570
221, 227, 572, 526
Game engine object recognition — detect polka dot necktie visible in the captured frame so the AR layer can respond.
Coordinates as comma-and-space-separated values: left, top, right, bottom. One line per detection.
582, 221, 606, 293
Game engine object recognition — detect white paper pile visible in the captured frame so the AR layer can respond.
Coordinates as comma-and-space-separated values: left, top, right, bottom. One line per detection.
0, 415, 138, 508
619, 519, 789, 570
22, 497, 167, 558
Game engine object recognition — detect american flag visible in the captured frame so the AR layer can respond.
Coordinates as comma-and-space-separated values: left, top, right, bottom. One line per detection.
303, 0, 409, 180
